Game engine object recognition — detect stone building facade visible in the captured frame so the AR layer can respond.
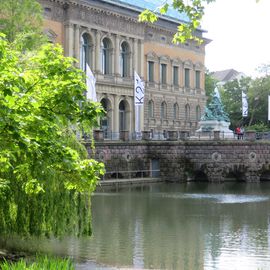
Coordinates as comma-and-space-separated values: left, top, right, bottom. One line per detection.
39, 0, 209, 138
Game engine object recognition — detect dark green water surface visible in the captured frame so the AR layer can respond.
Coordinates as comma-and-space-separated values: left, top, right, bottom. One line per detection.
5, 182, 270, 269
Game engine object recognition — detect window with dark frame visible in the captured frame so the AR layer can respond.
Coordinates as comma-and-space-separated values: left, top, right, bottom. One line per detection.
184, 68, 190, 88
173, 66, 179, 86
120, 42, 129, 77
161, 63, 167, 84
102, 38, 110, 75
196, 70, 201, 89
148, 61, 154, 82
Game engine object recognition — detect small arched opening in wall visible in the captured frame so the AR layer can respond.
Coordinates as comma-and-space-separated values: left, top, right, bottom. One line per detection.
224, 171, 245, 182
193, 170, 208, 182
260, 170, 270, 181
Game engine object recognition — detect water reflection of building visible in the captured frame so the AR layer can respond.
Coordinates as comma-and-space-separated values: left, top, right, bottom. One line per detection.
40, 0, 209, 136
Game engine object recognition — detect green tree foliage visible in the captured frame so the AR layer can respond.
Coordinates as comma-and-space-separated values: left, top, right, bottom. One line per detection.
0, 34, 105, 237
205, 71, 217, 104
221, 77, 251, 128
221, 75, 270, 129
247, 76, 270, 126
139, 0, 215, 43
0, 0, 45, 49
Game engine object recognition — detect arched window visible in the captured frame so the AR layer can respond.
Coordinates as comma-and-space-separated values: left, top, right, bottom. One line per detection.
80, 33, 91, 71
185, 104, 190, 121
119, 100, 126, 131
120, 42, 129, 77
196, 105, 201, 121
102, 38, 111, 75
45, 29, 57, 44
173, 103, 179, 120
161, 101, 167, 119
148, 100, 154, 118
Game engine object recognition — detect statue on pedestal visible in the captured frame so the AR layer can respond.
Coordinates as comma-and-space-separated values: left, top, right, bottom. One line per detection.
197, 87, 233, 137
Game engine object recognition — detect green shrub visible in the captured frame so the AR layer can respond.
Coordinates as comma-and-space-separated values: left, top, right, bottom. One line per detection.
245, 122, 269, 132
0, 256, 74, 270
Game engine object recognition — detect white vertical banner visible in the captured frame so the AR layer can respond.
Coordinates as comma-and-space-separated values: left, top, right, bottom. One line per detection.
86, 64, 97, 102
242, 91, 248, 117
268, 95, 270, 121
134, 71, 145, 136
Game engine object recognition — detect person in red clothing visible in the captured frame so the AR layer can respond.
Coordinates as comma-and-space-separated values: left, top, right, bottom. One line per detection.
235, 127, 241, 140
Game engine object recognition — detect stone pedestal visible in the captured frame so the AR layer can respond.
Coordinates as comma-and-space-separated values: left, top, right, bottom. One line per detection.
197, 120, 234, 138
245, 130, 256, 141
213, 130, 220, 140
120, 130, 129, 141
179, 131, 188, 140
93, 130, 104, 141
167, 130, 178, 141
142, 131, 151, 141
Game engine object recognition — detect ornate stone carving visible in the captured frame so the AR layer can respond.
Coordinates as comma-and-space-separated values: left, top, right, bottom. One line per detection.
76, 7, 144, 36
212, 152, 221, 162
249, 152, 257, 162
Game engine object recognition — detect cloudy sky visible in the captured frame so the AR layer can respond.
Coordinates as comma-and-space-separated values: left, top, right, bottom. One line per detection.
202, 0, 270, 77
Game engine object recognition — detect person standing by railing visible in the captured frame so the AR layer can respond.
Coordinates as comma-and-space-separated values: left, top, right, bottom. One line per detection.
235, 126, 241, 140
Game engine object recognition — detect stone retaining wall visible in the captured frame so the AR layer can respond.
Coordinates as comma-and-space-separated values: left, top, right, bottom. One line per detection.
86, 141, 270, 183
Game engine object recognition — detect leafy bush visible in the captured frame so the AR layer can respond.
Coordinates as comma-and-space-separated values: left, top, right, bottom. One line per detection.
245, 123, 270, 132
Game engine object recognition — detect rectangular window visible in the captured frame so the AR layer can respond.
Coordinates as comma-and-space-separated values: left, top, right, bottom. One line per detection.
184, 68, 190, 88
173, 66, 179, 86
196, 70, 200, 89
148, 61, 154, 82
161, 63, 167, 84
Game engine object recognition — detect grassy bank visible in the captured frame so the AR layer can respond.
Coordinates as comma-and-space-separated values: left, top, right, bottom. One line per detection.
0, 255, 74, 270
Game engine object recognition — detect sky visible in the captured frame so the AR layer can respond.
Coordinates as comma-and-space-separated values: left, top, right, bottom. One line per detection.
202, 0, 270, 77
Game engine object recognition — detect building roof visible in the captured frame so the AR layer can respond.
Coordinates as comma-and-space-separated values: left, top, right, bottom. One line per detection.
212, 69, 246, 84
102, 0, 189, 23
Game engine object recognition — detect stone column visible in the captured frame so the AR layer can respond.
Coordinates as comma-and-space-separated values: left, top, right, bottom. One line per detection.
111, 46, 115, 75
133, 38, 138, 73
64, 23, 74, 57
95, 30, 101, 73
138, 39, 144, 77
139, 105, 144, 133
180, 62, 184, 88
115, 35, 120, 76
74, 24, 80, 62
113, 95, 119, 135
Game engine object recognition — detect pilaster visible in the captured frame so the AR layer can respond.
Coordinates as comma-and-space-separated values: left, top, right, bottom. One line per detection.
113, 95, 119, 133
74, 24, 80, 63
95, 30, 101, 73
133, 38, 138, 73
64, 22, 74, 57
115, 35, 120, 76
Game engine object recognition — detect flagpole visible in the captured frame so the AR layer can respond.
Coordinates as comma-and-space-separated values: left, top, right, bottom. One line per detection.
134, 71, 144, 140
268, 95, 270, 122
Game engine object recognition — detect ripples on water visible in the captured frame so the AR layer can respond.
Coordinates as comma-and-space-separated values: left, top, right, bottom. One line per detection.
2, 183, 270, 269
157, 192, 270, 204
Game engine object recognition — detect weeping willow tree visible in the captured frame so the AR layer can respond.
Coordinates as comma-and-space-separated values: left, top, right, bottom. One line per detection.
0, 33, 104, 239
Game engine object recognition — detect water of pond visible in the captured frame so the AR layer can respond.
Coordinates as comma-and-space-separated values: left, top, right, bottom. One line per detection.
4, 182, 270, 269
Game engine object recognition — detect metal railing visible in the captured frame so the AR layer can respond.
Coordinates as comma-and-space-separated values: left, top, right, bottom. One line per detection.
91, 130, 270, 142
102, 169, 160, 180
